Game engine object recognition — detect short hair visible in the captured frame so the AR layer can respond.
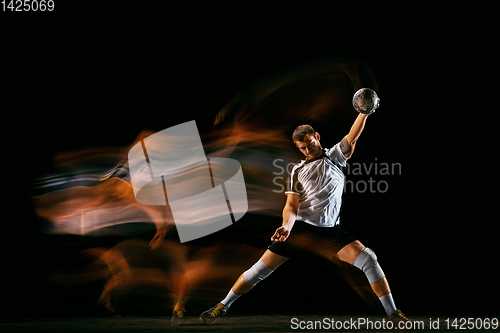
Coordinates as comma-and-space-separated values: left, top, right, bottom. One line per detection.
292, 124, 315, 142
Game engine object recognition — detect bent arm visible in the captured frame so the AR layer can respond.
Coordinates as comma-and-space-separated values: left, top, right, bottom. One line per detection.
271, 193, 299, 242
340, 113, 370, 158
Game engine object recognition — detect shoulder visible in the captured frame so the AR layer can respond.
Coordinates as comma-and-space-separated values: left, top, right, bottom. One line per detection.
324, 144, 349, 166
291, 159, 305, 170
288, 159, 306, 179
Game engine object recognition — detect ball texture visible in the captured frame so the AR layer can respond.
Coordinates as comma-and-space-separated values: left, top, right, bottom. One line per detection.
352, 88, 379, 114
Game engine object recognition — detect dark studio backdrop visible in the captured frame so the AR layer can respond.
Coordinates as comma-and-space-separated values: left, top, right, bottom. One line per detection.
1, 1, 496, 319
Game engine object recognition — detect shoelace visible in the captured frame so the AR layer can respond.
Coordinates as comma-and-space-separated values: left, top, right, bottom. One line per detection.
210, 304, 225, 317
392, 310, 408, 320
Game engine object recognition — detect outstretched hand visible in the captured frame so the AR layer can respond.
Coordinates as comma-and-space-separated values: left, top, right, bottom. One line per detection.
368, 98, 380, 115
271, 226, 290, 242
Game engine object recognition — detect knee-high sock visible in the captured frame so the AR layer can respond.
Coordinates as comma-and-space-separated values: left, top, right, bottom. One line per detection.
379, 293, 397, 317
221, 289, 241, 308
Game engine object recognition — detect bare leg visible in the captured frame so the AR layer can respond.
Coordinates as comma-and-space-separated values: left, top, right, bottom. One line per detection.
200, 249, 289, 324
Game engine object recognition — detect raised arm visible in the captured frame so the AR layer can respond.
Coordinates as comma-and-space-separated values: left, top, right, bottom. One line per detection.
340, 110, 375, 158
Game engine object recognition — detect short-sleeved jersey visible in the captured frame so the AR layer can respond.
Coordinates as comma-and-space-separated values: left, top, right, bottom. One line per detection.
285, 143, 349, 227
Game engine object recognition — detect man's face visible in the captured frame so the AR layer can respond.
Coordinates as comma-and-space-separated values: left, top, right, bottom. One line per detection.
294, 133, 322, 160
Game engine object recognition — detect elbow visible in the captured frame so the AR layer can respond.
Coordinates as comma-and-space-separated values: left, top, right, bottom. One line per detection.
341, 136, 355, 157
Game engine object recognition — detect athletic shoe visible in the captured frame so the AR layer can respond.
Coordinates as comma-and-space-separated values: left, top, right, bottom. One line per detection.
388, 309, 409, 321
388, 310, 418, 330
199, 303, 227, 325
172, 307, 186, 325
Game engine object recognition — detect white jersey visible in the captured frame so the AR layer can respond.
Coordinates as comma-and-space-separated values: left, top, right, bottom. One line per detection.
285, 143, 349, 227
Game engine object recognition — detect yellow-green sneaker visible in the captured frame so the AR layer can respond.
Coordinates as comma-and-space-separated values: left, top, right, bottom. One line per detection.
199, 303, 227, 325
388, 310, 417, 330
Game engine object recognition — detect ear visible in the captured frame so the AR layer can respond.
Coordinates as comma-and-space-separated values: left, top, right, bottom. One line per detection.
315, 132, 320, 141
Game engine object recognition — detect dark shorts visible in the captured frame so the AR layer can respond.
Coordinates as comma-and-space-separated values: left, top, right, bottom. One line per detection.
267, 221, 357, 260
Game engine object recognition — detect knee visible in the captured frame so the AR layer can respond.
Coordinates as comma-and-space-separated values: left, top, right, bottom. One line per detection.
352, 247, 385, 284
242, 259, 274, 285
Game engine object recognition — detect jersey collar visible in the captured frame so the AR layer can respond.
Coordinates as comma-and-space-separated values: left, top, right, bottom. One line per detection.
303, 148, 325, 164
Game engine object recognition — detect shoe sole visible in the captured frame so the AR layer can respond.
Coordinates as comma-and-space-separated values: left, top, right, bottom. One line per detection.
200, 317, 215, 325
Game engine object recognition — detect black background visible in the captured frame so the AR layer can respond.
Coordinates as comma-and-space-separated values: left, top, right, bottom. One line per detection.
1, 1, 497, 318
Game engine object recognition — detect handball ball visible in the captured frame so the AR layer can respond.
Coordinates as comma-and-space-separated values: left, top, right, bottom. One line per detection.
352, 88, 379, 114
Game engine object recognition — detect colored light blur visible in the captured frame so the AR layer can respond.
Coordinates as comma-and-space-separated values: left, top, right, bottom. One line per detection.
28, 57, 380, 314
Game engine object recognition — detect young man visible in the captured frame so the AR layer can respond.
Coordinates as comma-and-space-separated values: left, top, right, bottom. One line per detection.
199, 104, 409, 324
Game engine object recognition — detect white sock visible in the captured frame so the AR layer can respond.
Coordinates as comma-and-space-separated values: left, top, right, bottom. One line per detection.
379, 293, 397, 317
221, 289, 241, 309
